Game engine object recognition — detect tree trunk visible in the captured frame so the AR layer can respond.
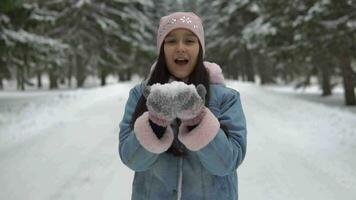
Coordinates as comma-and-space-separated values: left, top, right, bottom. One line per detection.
118, 73, 122, 82
339, 52, 356, 105
49, 67, 58, 89
17, 66, 25, 91
101, 74, 106, 86
258, 64, 273, 85
0, 76, 3, 89
257, 54, 274, 85
68, 57, 73, 88
225, 65, 233, 79
125, 68, 132, 81
117, 72, 121, 82
229, 64, 239, 80
225, 65, 231, 79
76, 56, 86, 88
0, 56, 5, 89
37, 71, 42, 89
320, 63, 332, 96
17, 49, 26, 91
118, 70, 124, 81
100, 67, 107, 86
233, 65, 239, 80
59, 75, 65, 85
313, 54, 332, 96
244, 45, 255, 82
238, 57, 246, 81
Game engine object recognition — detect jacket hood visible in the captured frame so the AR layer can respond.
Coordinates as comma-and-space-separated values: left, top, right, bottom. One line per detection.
203, 61, 225, 85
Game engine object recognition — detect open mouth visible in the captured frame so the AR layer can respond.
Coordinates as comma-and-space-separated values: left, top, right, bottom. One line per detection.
174, 58, 189, 66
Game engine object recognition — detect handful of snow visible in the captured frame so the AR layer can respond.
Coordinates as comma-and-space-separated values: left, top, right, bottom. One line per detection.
143, 81, 206, 121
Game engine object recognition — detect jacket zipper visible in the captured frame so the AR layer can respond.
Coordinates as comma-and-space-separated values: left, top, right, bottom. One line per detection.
177, 156, 183, 200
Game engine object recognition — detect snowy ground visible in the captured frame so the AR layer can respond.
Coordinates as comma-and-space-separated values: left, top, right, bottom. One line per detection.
1, 80, 356, 200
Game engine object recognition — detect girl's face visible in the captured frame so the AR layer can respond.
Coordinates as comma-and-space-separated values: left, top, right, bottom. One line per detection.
164, 29, 200, 80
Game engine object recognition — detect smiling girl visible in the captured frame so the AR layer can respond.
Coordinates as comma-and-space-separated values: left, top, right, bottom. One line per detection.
119, 12, 247, 200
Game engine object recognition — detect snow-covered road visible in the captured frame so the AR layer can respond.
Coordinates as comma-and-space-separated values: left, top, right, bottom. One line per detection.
0, 83, 135, 200
1, 81, 355, 200
233, 81, 356, 200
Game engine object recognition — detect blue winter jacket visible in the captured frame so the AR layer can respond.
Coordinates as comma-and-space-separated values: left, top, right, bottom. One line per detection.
119, 82, 247, 200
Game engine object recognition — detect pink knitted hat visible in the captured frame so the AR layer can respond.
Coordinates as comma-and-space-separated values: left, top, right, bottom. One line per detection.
157, 12, 205, 56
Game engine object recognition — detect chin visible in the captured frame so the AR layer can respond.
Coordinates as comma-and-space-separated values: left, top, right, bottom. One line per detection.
173, 74, 189, 80
167, 65, 193, 79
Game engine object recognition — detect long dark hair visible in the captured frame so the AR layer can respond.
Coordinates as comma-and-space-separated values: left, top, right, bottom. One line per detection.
130, 44, 210, 156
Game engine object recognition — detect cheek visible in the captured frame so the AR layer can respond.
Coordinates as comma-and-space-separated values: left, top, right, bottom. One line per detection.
190, 46, 200, 63
165, 57, 175, 73
164, 47, 174, 65
164, 45, 174, 58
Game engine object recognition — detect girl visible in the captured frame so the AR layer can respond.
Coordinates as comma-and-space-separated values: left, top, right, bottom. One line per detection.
119, 12, 247, 200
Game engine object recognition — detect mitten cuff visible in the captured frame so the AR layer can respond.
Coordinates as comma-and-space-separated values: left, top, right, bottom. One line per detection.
178, 108, 219, 151
148, 112, 171, 127
134, 112, 174, 154
181, 107, 207, 126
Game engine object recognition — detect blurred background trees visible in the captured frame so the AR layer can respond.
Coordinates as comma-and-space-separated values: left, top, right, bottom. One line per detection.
0, 0, 355, 105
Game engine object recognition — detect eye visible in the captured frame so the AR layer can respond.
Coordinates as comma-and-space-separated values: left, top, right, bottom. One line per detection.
185, 37, 198, 44
164, 38, 176, 44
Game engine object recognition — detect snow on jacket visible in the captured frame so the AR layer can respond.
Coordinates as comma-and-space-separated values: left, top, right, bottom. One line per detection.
119, 62, 247, 200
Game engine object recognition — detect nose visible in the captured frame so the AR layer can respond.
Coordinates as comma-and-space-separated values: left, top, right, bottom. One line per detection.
176, 41, 186, 53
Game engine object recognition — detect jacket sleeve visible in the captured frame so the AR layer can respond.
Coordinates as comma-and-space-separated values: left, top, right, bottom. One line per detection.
195, 89, 247, 176
118, 85, 159, 171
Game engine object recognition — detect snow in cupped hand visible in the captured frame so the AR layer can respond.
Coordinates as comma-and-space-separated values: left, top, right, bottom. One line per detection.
143, 81, 206, 122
